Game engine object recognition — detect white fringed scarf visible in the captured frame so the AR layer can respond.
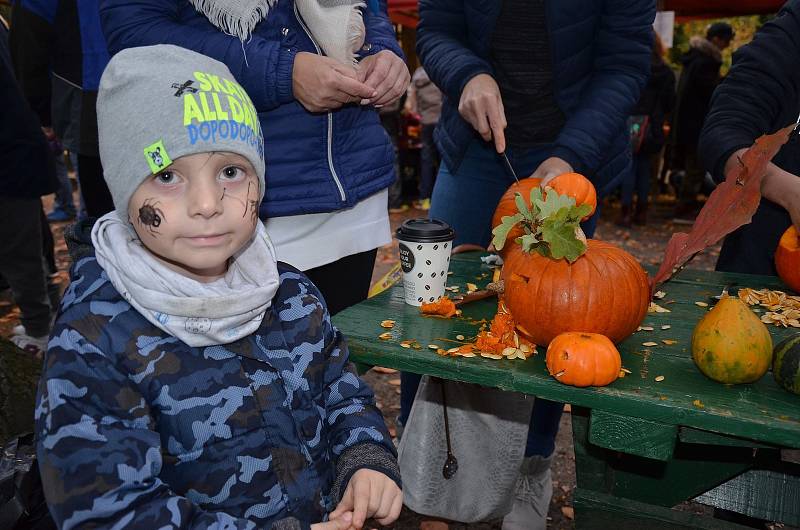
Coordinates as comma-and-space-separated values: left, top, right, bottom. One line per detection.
189, 0, 366, 65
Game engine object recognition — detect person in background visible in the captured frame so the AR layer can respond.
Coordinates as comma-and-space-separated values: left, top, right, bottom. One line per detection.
405, 65, 442, 211
10, 0, 114, 218
407, 1, 654, 528
700, 2, 800, 276
100, 0, 409, 316
0, 18, 57, 356
619, 33, 675, 227
671, 21, 734, 224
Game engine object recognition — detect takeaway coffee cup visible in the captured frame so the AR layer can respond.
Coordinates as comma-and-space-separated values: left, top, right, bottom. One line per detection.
396, 219, 456, 306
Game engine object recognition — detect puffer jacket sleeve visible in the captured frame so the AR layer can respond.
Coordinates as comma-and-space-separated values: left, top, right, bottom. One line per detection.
415, 0, 492, 103
299, 277, 400, 500
36, 324, 305, 530
361, 0, 404, 58
550, 0, 655, 176
700, 2, 800, 182
99, 0, 297, 112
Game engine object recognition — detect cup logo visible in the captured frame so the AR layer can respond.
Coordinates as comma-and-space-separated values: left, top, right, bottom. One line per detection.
399, 243, 415, 273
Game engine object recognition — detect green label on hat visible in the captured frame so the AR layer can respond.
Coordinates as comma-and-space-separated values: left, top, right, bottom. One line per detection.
144, 140, 172, 174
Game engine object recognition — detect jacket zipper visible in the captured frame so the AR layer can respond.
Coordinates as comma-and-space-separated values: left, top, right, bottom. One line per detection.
293, 4, 347, 202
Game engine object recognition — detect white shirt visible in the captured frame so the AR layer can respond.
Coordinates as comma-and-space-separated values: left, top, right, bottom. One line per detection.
264, 189, 391, 271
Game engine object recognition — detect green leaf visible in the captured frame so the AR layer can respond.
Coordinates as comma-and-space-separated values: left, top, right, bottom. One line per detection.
528, 187, 546, 217
513, 192, 532, 221
541, 217, 587, 262
569, 203, 593, 222
491, 213, 524, 250
519, 233, 539, 253
535, 189, 576, 219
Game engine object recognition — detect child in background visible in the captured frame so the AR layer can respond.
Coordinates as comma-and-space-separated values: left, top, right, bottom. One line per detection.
35, 45, 401, 530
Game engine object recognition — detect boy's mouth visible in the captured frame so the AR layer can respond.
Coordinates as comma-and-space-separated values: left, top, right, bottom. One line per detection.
184, 233, 229, 246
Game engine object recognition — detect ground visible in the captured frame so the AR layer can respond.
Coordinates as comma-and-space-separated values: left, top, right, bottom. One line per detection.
6, 192, 778, 530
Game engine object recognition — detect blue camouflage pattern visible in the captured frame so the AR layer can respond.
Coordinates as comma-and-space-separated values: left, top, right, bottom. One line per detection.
35, 254, 396, 529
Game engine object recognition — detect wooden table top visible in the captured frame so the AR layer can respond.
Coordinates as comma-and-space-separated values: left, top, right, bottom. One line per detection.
334, 251, 800, 449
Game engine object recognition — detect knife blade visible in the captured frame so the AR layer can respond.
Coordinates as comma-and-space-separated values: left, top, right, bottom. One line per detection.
499, 151, 519, 183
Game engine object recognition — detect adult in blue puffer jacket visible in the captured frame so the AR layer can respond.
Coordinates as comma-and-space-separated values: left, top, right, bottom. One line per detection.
100, 0, 409, 314
402, 2, 654, 528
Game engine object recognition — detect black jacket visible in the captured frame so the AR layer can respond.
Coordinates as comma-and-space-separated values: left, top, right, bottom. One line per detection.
699, 1, 800, 276
633, 59, 675, 155
673, 36, 723, 150
0, 24, 56, 198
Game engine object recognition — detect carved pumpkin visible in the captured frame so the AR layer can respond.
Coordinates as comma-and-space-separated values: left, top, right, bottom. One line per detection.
547, 172, 597, 220
491, 178, 543, 252
546, 332, 621, 387
776, 226, 800, 293
501, 240, 650, 346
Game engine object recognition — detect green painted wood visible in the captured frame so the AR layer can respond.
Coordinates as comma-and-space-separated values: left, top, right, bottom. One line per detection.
334, 251, 800, 448
573, 488, 757, 530
679, 426, 777, 449
573, 407, 755, 509
589, 410, 677, 461
694, 467, 800, 526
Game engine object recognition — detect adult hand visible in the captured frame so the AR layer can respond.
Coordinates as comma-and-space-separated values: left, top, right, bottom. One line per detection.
458, 74, 506, 153
530, 157, 574, 188
311, 512, 354, 530
329, 469, 403, 528
728, 148, 800, 232
293, 52, 377, 113
357, 50, 410, 107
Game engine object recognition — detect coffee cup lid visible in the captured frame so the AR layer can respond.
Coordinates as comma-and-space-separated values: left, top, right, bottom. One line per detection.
396, 218, 455, 243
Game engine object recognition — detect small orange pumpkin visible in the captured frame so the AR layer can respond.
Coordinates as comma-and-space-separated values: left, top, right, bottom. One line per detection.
547, 172, 597, 221
546, 332, 621, 387
502, 240, 650, 346
776, 226, 800, 293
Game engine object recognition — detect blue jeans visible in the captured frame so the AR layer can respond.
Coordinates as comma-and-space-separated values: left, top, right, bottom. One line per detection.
52, 151, 77, 216
399, 140, 598, 458
621, 152, 651, 207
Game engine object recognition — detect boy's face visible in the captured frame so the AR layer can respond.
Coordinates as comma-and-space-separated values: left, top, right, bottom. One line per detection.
128, 152, 260, 282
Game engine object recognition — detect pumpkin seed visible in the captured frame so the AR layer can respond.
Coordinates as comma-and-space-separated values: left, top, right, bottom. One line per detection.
642, 341, 658, 347
447, 347, 460, 353
400, 343, 411, 349
638, 326, 654, 331
661, 325, 671, 330
378, 332, 392, 340
501, 347, 517, 357
620, 367, 632, 374
480, 353, 503, 360
456, 334, 465, 341
466, 283, 478, 292
662, 339, 678, 345
695, 301, 709, 307
459, 352, 476, 358
654, 290, 666, 299
427, 344, 440, 350
654, 375, 665, 382
380, 320, 395, 328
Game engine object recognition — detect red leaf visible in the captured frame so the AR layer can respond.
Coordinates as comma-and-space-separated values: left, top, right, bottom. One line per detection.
651, 124, 795, 291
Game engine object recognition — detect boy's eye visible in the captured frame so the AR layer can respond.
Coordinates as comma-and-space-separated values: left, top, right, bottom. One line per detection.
154, 171, 177, 184
220, 166, 246, 180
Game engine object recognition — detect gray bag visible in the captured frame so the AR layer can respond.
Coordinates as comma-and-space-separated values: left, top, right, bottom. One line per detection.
398, 376, 534, 523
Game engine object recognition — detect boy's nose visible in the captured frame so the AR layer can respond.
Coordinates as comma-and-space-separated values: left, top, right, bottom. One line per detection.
188, 181, 224, 217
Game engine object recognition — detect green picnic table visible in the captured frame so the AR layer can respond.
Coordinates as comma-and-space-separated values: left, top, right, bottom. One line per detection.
334, 251, 800, 529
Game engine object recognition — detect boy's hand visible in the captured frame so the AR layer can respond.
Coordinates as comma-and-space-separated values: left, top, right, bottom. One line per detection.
330, 469, 403, 528
312, 512, 354, 530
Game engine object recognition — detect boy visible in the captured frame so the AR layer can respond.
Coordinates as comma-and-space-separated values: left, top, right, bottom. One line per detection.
35, 45, 402, 530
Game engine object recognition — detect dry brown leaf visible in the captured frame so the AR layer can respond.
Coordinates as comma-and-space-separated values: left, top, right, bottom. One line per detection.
693, 399, 705, 409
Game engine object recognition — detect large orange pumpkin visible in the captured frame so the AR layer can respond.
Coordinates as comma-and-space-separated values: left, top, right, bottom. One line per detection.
547, 172, 597, 220
776, 226, 800, 293
546, 332, 621, 387
501, 240, 650, 346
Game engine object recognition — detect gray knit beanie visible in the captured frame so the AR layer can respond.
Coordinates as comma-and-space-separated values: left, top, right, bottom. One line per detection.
97, 45, 266, 222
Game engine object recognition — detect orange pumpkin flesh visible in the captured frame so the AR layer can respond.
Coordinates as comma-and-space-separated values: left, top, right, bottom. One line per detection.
546, 332, 621, 387
776, 226, 800, 293
501, 240, 650, 346
547, 172, 597, 221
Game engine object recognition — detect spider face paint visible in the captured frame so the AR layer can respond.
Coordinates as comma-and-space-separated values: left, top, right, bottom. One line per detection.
137, 198, 166, 236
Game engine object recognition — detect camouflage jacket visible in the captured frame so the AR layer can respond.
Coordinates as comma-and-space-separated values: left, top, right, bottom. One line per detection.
35, 232, 399, 530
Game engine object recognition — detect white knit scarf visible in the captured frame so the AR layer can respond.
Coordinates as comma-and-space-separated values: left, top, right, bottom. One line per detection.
92, 213, 280, 347
189, 0, 366, 65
